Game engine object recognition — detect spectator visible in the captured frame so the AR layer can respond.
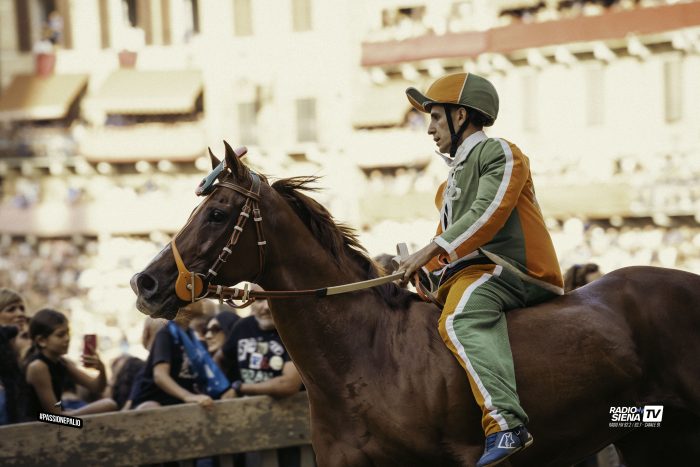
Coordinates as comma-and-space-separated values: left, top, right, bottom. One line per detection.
1, 325, 26, 425
60, 376, 87, 411
217, 285, 304, 467
141, 316, 167, 351
110, 356, 145, 410
204, 311, 240, 356
24, 308, 117, 418
373, 253, 398, 275
191, 301, 237, 343
129, 310, 213, 410
118, 317, 165, 410
0, 288, 27, 328
563, 263, 603, 292
0, 288, 31, 360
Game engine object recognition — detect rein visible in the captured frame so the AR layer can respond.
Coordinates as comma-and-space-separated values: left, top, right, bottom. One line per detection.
208, 271, 405, 307
170, 158, 405, 308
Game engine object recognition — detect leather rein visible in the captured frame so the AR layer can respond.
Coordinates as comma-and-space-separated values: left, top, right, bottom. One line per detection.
170, 167, 402, 308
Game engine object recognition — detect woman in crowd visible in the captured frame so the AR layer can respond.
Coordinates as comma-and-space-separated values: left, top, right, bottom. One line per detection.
0, 288, 31, 360
23, 308, 117, 417
0, 325, 26, 425
204, 311, 239, 356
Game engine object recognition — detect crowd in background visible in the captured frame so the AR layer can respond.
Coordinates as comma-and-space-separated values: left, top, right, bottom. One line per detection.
0, 285, 303, 466
365, 0, 675, 43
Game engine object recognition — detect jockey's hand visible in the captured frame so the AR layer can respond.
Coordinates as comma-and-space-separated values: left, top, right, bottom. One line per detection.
398, 242, 444, 287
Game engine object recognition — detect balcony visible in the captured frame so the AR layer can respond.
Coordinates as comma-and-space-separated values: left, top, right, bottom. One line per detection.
78, 121, 206, 163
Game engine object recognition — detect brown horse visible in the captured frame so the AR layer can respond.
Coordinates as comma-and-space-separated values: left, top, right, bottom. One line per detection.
132, 142, 700, 467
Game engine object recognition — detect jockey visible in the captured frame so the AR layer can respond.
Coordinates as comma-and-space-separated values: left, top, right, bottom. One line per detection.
398, 72, 564, 467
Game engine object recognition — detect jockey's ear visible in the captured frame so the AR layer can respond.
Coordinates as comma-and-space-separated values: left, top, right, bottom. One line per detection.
223, 141, 249, 180
208, 147, 221, 170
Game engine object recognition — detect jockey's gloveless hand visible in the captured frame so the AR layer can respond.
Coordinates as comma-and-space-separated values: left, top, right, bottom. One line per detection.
398, 241, 445, 288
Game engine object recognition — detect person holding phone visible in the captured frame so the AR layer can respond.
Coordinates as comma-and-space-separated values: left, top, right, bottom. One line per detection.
23, 309, 117, 417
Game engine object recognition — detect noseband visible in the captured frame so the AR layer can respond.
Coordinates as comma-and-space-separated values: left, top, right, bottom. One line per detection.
171, 171, 267, 304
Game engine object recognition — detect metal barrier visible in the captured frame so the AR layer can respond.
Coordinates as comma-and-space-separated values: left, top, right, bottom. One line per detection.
0, 392, 314, 467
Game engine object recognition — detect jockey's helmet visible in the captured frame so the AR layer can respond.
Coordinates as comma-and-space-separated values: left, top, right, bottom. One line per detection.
406, 72, 499, 126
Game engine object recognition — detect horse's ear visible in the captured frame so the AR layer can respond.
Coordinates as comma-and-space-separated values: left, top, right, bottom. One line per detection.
208, 147, 221, 170
223, 141, 248, 179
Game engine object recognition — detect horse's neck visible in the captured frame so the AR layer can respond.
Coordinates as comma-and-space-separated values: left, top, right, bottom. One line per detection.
258, 203, 383, 383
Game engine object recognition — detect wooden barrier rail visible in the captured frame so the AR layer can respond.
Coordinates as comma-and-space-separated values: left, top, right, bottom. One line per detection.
0, 392, 314, 467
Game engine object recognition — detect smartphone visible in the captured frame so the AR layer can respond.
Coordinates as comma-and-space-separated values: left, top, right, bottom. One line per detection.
83, 334, 97, 356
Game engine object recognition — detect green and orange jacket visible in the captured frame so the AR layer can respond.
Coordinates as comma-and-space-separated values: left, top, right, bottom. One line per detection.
427, 131, 564, 295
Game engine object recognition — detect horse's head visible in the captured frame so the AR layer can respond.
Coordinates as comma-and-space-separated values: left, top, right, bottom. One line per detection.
131, 142, 267, 319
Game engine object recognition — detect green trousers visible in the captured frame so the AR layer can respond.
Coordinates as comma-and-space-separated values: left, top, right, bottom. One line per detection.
437, 263, 555, 435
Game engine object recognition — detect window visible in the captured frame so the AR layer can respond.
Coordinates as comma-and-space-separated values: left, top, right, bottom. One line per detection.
14, 0, 32, 52
183, 0, 200, 36
99, 0, 111, 48
238, 102, 258, 145
15, 0, 72, 51
585, 66, 604, 126
296, 98, 317, 142
122, 0, 138, 27
664, 59, 682, 123
521, 74, 538, 132
233, 0, 252, 36
121, 0, 153, 45
292, 0, 312, 32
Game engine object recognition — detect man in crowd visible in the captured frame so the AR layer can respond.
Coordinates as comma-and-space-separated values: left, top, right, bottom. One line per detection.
215, 284, 303, 467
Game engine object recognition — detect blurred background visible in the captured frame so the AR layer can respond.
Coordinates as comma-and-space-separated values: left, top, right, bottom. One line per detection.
1, 0, 700, 362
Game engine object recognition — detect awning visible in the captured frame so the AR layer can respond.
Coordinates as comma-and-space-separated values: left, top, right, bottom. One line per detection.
0, 74, 88, 122
91, 69, 203, 115
352, 79, 423, 128
79, 122, 206, 162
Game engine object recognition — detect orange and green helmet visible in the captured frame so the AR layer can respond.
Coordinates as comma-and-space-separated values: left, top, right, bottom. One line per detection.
406, 72, 499, 126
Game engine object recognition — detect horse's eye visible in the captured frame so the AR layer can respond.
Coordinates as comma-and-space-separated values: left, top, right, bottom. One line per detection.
208, 209, 226, 223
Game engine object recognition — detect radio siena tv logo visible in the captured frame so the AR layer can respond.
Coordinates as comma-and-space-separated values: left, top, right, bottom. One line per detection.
609, 405, 663, 428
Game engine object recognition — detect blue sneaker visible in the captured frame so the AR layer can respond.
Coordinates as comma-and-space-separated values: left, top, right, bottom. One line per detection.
476, 425, 534, 467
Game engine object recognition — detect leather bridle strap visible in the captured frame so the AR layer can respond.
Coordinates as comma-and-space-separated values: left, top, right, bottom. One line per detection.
172, 172, 266, 303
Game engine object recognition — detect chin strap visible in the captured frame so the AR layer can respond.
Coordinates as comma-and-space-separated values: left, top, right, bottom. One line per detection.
444, 105, 470, 158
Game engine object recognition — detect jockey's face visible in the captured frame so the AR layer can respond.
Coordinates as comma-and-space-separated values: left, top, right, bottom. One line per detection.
427, 105, 468, 154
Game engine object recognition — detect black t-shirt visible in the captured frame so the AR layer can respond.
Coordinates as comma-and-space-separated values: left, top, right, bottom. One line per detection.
25, 353, 67, 417
222, 316, 291, 384
130, 324, 199, 406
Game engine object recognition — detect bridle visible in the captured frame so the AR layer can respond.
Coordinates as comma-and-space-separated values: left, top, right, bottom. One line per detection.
168, 155, 405, 308
171, 164, 267, 307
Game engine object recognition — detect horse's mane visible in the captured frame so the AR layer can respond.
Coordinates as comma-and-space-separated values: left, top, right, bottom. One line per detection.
271, 176, 418, 310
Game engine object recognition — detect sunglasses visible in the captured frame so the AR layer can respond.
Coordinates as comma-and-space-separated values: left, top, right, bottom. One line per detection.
205, 324, 222, 334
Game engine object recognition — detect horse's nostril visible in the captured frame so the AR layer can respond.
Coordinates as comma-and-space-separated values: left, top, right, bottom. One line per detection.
136, 273, 158, 298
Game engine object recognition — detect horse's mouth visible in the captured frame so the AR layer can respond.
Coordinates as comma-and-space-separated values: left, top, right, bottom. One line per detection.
135, 295, 180, 320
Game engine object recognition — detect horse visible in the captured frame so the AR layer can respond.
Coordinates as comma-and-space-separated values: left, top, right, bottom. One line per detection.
131, 142, 700, 467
